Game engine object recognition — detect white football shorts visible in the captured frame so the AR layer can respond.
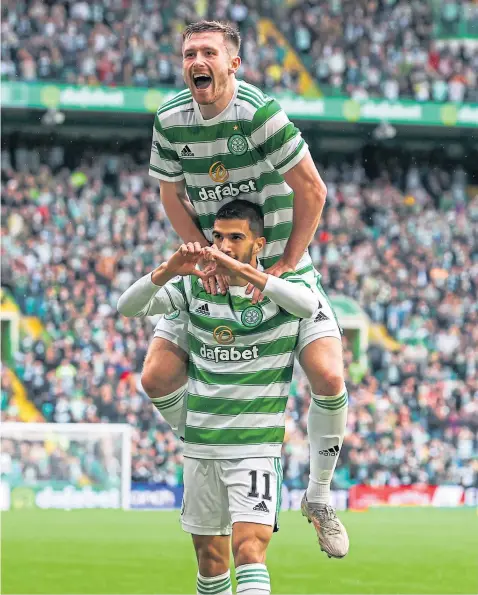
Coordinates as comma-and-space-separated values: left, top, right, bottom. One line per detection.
180, 457, 283, 536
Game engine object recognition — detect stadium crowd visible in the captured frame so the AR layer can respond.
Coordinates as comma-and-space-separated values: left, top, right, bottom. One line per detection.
1, 142, 477, 490
284, 0, 478, 102
2, 0, 478, 100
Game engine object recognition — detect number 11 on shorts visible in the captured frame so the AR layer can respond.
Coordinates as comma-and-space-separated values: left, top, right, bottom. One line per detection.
247, 470, 272, 500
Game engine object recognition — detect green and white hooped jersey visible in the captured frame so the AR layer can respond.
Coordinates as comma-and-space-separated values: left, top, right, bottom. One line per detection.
164, 273, 309, 459
149, 80, 310, 270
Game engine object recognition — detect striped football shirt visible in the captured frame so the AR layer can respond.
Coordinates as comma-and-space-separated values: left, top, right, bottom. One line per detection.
162, 273, 311, 459
149, 80, 310, 270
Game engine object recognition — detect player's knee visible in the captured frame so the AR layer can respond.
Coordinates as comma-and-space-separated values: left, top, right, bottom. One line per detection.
233, 536, 267, 567
140, 364, 179, 398
195, 542, 229, 577
141, 343, 187, 398
310, 368, 344, 397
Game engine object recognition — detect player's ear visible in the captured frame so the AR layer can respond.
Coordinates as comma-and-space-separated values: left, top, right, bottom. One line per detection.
228, 55, 241, 75
253, 236, 266, 255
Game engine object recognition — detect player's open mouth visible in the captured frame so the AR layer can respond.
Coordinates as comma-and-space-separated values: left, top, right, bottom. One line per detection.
193, 74, 212, 90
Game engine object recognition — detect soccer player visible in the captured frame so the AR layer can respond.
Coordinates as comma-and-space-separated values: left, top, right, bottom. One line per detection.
118, 200, 320, 595
145, 20, 349, 558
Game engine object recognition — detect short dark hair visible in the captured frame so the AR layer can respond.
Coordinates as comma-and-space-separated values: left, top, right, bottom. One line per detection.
182, 20, 241, 53
215, 200, 264, 237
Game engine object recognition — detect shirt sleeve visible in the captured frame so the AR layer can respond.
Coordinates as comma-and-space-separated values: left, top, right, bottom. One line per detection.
149, 114, 185, 182
117, 273, 187, 317
251, 99, 308, 175
262, 274, 318, 319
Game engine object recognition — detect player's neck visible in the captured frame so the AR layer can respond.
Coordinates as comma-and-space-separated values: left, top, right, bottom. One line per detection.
199, 79, 236, 120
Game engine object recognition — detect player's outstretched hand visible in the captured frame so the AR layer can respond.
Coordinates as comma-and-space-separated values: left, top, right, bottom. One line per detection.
202, 246, 241, 276
246, 258, 295, 304
167, 242, 209, 278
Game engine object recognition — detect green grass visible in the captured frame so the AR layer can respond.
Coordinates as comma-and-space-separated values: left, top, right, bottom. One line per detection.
2, 509, 477, 594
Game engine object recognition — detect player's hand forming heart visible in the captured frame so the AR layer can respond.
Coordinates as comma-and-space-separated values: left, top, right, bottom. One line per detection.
200, 250, 229, 296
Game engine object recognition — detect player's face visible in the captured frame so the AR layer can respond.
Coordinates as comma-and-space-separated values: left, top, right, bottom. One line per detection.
212, 219, 264, 264
182, 32, 239, 105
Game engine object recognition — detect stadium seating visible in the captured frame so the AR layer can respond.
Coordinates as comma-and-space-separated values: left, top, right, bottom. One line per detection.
282, 0, 478, 101
3, 0, 477, 100
2, 144, 476, 490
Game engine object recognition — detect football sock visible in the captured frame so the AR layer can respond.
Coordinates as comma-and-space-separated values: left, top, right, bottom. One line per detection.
306, 387, 348, 505
236, 563, 270, 594
150, 384, 187, 436
197, 570, 232, 595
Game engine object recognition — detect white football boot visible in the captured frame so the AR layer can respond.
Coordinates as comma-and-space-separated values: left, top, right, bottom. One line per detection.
301, 493, 349, 558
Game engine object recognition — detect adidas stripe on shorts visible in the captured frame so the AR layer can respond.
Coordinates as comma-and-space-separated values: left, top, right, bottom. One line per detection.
180, 457, 283, 535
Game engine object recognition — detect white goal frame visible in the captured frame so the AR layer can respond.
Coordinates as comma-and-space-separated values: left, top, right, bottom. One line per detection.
1, 422, 132, 509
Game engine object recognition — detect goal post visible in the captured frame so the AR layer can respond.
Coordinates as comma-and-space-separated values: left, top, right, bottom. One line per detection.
1, 422, 132, 510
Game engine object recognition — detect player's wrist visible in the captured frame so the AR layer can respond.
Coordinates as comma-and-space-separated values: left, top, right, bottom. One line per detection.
151, 262, 175, 286
277, 254, 298, 271
242, 265, 267, 291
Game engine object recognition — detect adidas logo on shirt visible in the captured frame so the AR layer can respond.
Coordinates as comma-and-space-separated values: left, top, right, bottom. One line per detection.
314, 311, 329, 322
180, 145, 194, 157
195, 304, 210, 316
253, 500, 269, 513
319, 445, 340, 457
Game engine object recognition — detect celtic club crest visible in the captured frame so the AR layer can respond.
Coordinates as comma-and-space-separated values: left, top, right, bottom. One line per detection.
241, 306, 263, 328
227, 134, 248, 156
164, 310, 180, 320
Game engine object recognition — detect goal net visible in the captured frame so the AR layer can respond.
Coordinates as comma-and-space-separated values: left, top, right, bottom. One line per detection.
1, 423, 131, 510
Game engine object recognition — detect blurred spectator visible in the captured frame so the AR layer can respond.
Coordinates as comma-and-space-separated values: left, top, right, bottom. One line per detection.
1, 142, 477, 488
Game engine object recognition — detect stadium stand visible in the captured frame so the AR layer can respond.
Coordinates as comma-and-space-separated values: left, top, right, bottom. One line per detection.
3, 0, 477, 100
2, 141, 477, 490
283, 0, 478, 101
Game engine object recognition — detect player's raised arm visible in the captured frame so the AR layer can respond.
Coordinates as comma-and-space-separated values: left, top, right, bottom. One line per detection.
160, 179, 210, 248
149, 113, 209, 247
251, 99, 326, 272
281, 151, 326, 269
117, 243, 205, 317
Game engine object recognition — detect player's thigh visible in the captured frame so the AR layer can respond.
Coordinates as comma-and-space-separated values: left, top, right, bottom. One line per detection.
299, 336, 345, 395
297, 283, 344, 395
181, 457, 232, 536
222, 458, 282, 532
191, 534, 231, 577
141, 321, 189, 395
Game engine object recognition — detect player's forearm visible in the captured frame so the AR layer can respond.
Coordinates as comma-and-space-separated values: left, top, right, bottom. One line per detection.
117, 270, 175, 317
151, 262, 177, 287
262, 275, 317, 318
161, 184, 210, 247
282, 153, 327, 268
237, 264, 269, 291
284, 189, 325, 268
237, 264, 317, 318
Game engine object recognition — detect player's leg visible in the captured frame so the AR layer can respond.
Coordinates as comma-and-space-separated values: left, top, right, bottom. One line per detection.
232, 523, 273, 595
141, 313, 189, 435
192, 535, 232, 594
224, 457, 281, 594
182, 458, 233, 595
297, 285, 349, 558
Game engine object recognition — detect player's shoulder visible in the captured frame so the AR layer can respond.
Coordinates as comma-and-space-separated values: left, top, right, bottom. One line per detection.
155, 89, 194, 125
237, 81, 276, 115
237, 81, 284, 128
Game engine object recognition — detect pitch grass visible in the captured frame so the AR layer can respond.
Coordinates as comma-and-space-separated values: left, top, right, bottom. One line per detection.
2, 508, 477, 594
